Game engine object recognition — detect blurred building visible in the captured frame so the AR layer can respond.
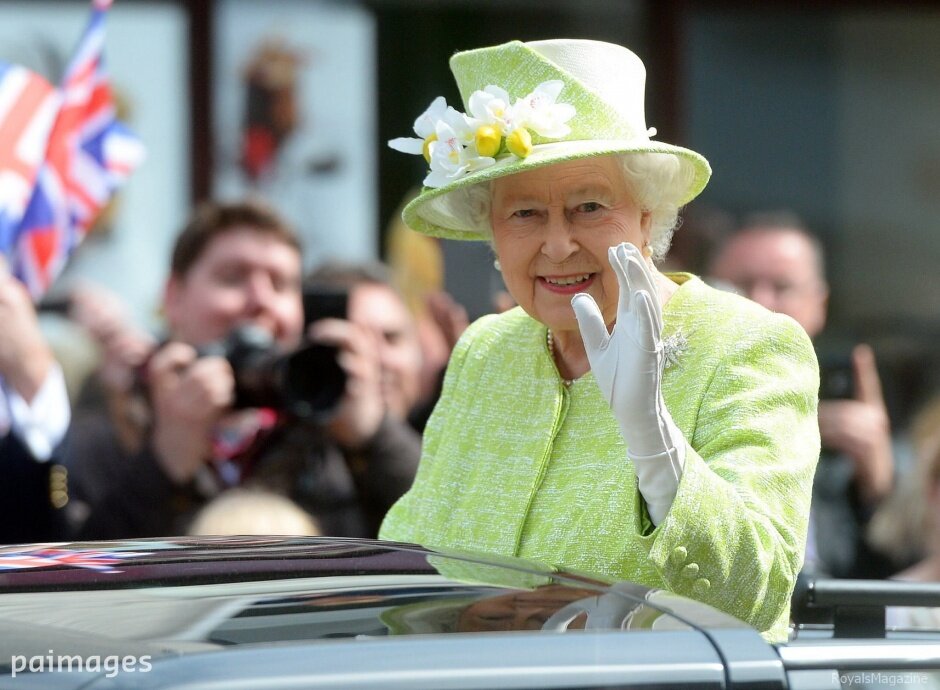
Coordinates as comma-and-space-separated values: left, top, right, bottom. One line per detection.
4, 0, 939, 431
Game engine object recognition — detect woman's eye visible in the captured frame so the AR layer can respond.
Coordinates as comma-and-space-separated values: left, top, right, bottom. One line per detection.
577, 202, 602, 213
511, 209, 536, 219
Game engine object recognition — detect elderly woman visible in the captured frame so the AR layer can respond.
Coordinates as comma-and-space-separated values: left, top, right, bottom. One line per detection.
379, 39, 819, 641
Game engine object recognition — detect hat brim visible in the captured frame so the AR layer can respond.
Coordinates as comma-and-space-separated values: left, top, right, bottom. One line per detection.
403, 139, 711, 241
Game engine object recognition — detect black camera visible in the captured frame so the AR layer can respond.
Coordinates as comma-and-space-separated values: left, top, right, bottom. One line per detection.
198, 325, 346, 421
818, 354, 855, 401
303, 285, 348, 327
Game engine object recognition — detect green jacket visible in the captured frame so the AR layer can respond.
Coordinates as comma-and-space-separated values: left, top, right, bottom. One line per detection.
380, 274, 819, 641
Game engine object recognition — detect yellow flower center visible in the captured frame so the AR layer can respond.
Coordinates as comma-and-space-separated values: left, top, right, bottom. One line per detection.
506, 128, 533, 158
422, 133, 438, 163
475, 125, 501, 158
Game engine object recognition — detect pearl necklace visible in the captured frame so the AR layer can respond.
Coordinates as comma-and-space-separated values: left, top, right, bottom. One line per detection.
546, 329, 574, 387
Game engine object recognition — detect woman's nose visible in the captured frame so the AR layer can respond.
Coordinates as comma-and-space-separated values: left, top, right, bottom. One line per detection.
540, 214, 578, 262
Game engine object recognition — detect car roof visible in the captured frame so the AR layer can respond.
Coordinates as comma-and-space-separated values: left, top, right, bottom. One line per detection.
0, 536, 777, 689
0, 537, 747, 638
13, 538, 940, 689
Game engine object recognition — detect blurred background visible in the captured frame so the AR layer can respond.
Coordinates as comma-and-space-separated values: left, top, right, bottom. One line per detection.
3, 0, 940, 431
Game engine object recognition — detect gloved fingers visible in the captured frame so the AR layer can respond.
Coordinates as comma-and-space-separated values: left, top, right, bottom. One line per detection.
621, 243, 657, 296
626, 256, 662, 336
571, 292, 610, 352
608, 245, 633, 318
634, 290, 662, 353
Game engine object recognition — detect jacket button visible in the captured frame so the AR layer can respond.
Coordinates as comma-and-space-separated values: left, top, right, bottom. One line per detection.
693, 578, 711, 595
682, 563, 699, 578
670, 546, 688, 566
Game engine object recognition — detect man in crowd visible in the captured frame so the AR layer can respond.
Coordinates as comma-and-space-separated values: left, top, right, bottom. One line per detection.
0, 257, 70, 543
708, 212, 895, 578
66, 200, 419, 539
304, 261, 431, 431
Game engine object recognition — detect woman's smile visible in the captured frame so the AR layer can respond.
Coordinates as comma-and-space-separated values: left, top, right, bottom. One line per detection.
538, 273, 597, 294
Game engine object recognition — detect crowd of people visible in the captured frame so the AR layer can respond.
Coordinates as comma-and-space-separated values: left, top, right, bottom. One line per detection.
0, 35, 935, 640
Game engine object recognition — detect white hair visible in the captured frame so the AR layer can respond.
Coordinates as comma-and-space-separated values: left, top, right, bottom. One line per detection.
619, 152, 696, 262
446, 152, 697, 262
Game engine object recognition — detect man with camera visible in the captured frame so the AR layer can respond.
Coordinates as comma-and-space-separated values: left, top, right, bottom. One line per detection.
66, 200, 420, 539
302, 261, 435, 430
708, 212, 896, 578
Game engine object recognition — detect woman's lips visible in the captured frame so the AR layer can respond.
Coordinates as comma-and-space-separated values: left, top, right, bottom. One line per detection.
538, 273, 596, 294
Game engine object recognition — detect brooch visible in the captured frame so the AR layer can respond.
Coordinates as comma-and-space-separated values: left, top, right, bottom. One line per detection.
662, 330, 688, 369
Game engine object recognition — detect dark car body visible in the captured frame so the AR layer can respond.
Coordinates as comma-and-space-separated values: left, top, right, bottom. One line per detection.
0, 537, 937, 689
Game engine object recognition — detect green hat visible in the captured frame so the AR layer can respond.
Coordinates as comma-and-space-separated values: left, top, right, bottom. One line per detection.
388, 39, 711, 241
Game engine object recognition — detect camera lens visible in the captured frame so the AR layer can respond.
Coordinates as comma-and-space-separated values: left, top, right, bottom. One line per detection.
281, 343, 346, 421
212, 326, 347, 420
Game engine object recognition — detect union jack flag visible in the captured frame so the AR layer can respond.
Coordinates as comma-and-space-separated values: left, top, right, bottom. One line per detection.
0, 547, 151, 573
0, 65, 60, 255
0, 0, 145, 299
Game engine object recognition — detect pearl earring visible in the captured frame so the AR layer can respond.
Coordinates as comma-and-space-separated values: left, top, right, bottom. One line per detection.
493, 258, 501, 271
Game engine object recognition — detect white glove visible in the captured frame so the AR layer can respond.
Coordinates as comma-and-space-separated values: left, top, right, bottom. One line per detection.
571, 242, 684, 525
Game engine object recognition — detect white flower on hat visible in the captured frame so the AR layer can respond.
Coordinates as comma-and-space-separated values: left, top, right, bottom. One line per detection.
388, 95, 449, 162
389, 80, 576, 188
512, 80, 575, 139
467, 85, 517, 157
424, 120, 496, 188
440, 105, 476, 145
468, 86, 515, 131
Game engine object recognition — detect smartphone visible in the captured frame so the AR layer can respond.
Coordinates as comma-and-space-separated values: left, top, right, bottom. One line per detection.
818, 355, 855, 400
303, 286, 349, 328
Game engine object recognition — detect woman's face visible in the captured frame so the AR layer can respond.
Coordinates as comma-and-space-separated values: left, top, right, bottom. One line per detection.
490, 155, 651, 333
